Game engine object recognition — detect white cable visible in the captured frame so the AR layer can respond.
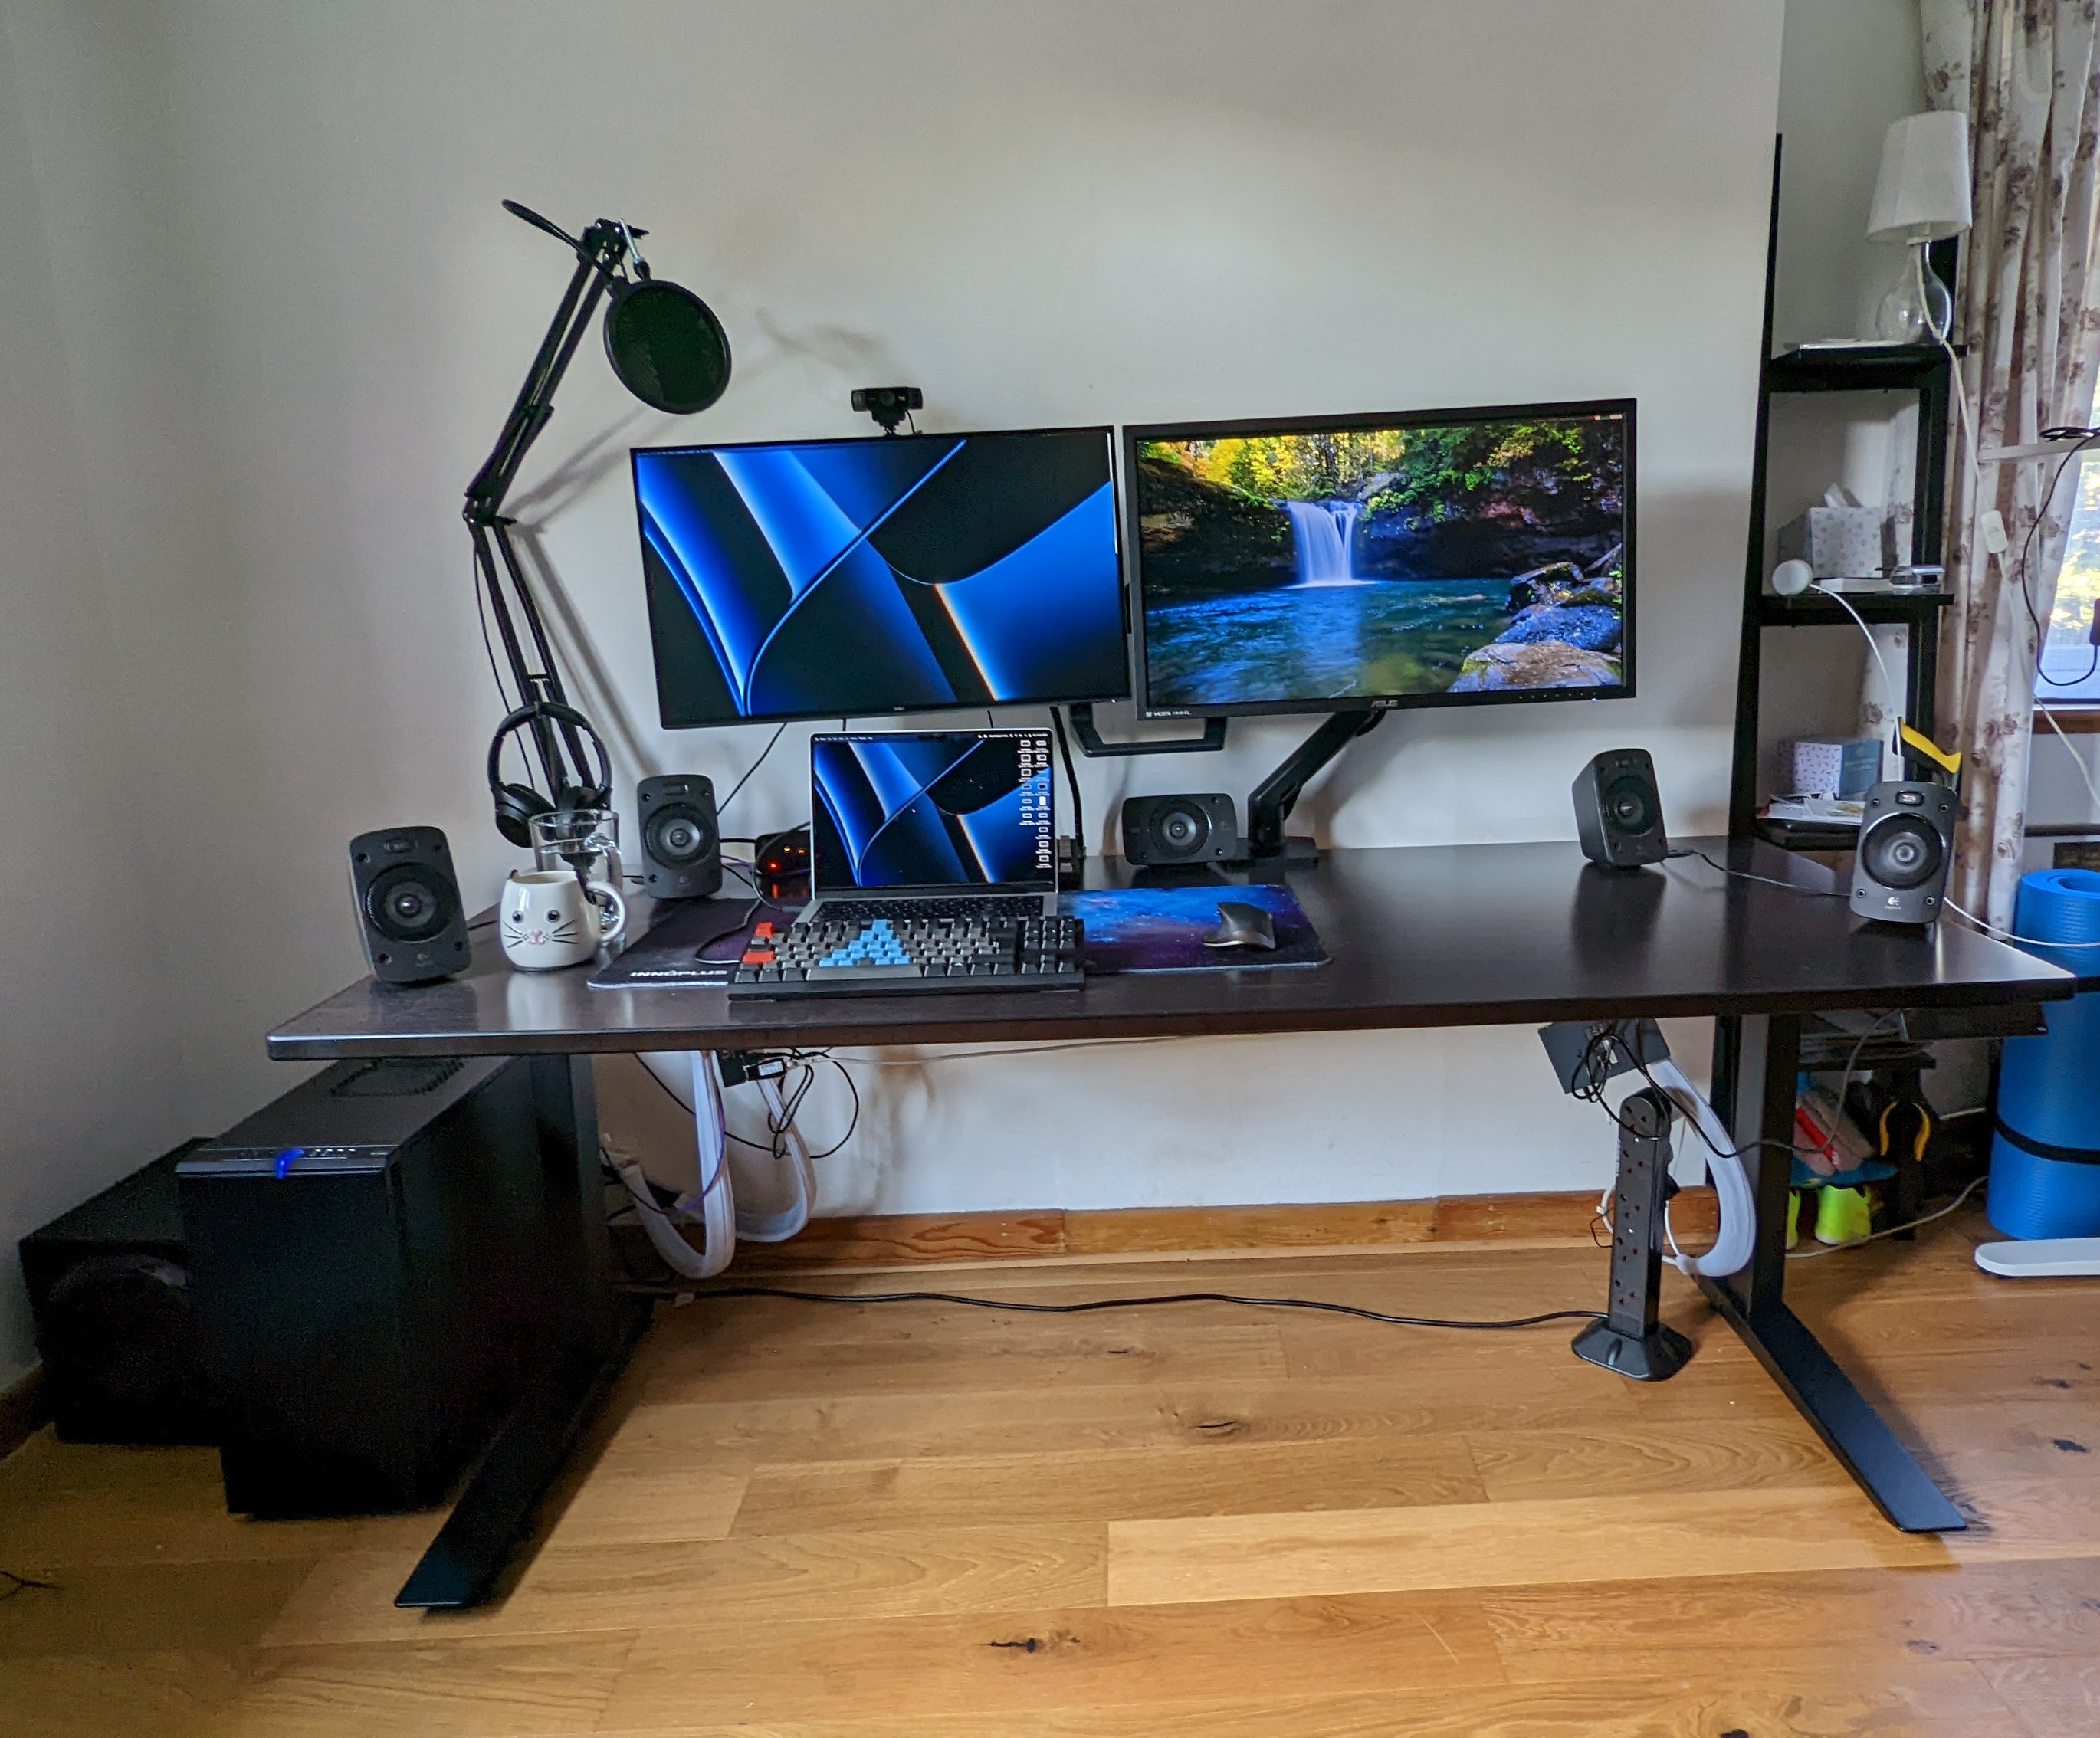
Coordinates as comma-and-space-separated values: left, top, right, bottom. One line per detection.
734, 1075, 815, 1242
1944, 895, 2100, 946
617, 1052, 736, 1279
1812, 582, 1901, 719
2039, 703, 2100, 815
1645, 1058, 1757, 1281
1787, 1175, 1985, 1258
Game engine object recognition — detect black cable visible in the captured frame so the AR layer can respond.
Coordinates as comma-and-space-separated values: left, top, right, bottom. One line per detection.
2012, 428, 2100, 687
622, 1282, 1603, 1332
1567, 1021, 1800, 1166
1052, 705, 1084, 861
1665, 848, 1844, 899
473, 555, 514, 713
717, 723, 787, 816
0, 1569, 57, 1603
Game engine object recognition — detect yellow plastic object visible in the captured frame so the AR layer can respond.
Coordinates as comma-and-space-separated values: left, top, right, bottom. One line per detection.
1898, 720, 1962, 779
1786, 1190, 1801, 1251
1814, 1185, 1874, 1246
1879, 1100, 1932, 1166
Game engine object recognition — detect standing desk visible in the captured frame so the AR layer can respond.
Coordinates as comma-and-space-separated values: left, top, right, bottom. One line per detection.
267, 837, 2073, 1608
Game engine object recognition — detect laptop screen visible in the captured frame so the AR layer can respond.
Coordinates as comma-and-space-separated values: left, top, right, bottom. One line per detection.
811, 730, 1056, 894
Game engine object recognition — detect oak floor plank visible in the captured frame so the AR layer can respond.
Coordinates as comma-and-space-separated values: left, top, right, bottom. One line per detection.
2, 1206, 2092, 1736
1105, 1485, 1954, 1607
727, 1435, 1486, 1534
1979, 1654, 2100, 1738
1479, 1559, 2100, 1678
261, 1524, 1108, 1648
598, 1593, 1504, 1729
581, 1663, 2029, 1738
1462, 1413, 1847, 1500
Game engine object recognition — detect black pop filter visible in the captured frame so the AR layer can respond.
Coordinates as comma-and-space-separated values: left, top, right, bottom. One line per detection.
605, 276, 732, 415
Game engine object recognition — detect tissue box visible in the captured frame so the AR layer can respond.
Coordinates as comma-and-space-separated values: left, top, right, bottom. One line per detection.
1788, 736, 1882, 798
1777, 505, 1884, 579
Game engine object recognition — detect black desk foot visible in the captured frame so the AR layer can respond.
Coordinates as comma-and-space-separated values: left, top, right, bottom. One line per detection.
1572, 1317, 1692, 1381
396, 1300, 652, 1609
1698, 1278, 1964, 1533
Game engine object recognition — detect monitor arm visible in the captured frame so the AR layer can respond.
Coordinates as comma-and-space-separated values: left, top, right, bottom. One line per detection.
464, 212, 634, 810
1245, 710, 1385, 859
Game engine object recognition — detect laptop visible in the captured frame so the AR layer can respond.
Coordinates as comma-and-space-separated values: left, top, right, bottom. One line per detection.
727, 727, 1083, 995
803, 727, 1058, 923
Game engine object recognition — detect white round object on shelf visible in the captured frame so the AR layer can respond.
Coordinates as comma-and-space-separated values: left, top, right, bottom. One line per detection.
1771, 558, 1814, 596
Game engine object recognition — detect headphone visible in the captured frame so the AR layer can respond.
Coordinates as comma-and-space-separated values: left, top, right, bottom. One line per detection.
486, 700, 612, 847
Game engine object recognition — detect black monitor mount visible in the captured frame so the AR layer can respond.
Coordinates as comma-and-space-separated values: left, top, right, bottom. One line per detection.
1245, 710, 1386, 861
1065, 703, 1227, 757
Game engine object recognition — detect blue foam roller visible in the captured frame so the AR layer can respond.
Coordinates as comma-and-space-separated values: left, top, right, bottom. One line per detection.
1990, 870, 2100, 1238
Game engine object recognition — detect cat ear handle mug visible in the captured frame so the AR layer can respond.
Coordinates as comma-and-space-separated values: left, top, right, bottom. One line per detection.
498, 869, 626, 970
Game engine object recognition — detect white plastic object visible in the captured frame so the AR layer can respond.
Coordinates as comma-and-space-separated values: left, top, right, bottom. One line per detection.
1980, 508, 2009, 554
1975, 1238, 2100, 1277
1771, 558, 1813, 596
1646, 1058, 1757, 1280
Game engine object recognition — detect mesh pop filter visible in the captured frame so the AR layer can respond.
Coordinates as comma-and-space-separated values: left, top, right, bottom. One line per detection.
605, 278, 732, 415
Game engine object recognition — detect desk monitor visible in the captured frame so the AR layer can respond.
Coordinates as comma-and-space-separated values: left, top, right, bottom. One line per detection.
633, 428, 1125, 726
810, 729, 1055, 892
1126, 399, 1633, 717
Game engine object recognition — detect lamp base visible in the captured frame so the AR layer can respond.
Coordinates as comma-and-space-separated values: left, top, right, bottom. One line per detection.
1877, 242, 1953, 344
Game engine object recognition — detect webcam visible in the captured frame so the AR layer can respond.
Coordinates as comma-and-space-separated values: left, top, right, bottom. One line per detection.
851, 385, 923, 435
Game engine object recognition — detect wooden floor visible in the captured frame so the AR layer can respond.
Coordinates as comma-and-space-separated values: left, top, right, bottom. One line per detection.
4, 1203, 2098, 1736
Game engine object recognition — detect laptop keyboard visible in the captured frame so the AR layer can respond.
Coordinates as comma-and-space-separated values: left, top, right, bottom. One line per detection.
728, 910, 1084, 998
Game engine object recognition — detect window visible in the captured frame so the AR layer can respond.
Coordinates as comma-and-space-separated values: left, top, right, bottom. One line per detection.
2036, 460, 2100, 701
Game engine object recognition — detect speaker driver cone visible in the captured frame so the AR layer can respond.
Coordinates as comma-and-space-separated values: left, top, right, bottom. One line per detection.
366, 866, 457, 943
1155, 805, 1208, 858
1860, 815, 1943, 890
1603, 773, 1657, 836
645, 804, 714, 867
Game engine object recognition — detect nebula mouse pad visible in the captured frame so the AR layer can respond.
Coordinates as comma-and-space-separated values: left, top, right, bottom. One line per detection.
1062, 884, 1327, 974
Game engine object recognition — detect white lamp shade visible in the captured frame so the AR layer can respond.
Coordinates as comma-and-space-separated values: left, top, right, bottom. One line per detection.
1867, 110, 1973, 242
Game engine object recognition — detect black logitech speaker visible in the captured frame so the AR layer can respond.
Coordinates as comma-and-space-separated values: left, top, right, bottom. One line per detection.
349, 826, 471, 984
1122, 794, 1240, 866
1850, 780, 1957, 923
637, 774, 722, 899
1573, 749, 1669, 869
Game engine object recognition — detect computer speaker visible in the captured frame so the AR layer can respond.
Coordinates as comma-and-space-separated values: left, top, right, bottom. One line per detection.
348, 826, 471, 984
1850, 780, 1957, 923
637, 774, 722, 899
1573, 749, 1669, 869
1122, 793, 1240, 866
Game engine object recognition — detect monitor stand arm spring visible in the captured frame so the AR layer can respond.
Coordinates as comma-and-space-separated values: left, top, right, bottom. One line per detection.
1245, 711, 1385, 860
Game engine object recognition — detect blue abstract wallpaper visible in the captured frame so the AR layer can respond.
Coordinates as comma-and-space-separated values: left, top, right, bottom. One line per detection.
634, 428, 1127, 726
811, 732, 1055, 891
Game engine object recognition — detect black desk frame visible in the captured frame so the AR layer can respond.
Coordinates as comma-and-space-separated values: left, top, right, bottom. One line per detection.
269, 840, 2068, 1603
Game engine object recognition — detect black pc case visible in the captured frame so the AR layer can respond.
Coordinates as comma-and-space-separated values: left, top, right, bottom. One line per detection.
176, 1054, 595, 1519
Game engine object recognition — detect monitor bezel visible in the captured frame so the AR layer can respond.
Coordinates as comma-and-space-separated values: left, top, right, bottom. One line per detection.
632, 424, 1130, 730
809, 727, 1058, 896
1121, 397, 1636, 720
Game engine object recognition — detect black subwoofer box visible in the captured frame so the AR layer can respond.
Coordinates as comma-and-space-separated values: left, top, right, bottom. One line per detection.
177, 1054, 593, 1518
20, 1138, 217, 1445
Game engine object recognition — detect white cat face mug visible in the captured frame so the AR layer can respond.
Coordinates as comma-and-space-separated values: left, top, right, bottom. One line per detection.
498, 870, 626, 971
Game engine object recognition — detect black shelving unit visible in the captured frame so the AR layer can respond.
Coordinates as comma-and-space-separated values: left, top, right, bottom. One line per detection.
1728, 147, 1956, 847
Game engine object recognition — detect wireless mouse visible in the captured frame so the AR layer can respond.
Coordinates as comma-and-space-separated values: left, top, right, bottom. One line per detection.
1203, 900, 1276, 950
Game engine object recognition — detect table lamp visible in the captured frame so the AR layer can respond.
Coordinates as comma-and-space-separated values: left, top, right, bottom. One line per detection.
1867, 110, 1972, 343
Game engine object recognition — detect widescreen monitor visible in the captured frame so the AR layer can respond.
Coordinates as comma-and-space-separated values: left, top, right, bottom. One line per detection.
810, 729, 1055, 892
632, 428, 1126, 726
1126, 399, 1633, 717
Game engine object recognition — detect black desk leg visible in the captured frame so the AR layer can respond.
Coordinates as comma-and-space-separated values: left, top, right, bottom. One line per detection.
1573, 1088, 1692, 1381
1698, 1013, 1965, 1534
396, 1054, 649, 1610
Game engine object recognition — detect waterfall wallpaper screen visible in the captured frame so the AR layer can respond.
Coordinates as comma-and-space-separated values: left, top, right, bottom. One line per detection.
1131, 405, 1631, 713
633, 428, 1127, 726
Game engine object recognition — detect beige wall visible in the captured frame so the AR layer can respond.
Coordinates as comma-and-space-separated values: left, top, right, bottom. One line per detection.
9, 0, 1954, 1377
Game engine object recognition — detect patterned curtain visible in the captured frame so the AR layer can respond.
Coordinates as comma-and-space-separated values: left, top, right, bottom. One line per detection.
1923, 0, 2100, 926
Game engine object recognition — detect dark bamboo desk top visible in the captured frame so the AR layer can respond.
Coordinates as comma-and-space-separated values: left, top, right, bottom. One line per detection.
267, 838, 2072, 1060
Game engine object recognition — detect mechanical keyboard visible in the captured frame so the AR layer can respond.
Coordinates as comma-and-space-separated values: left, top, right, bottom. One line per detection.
727, 910, 1085, 997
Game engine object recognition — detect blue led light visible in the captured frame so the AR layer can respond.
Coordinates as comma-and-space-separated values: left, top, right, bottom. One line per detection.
275, 1146, 307, 1179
